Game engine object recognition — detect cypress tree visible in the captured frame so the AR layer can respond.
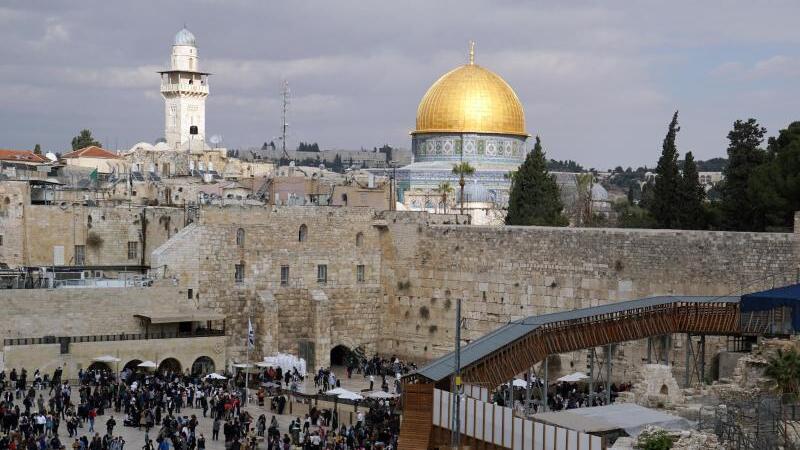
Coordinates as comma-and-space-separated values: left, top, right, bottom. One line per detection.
505, 136, 568, 226
719, 119, 767, 231
678, 151, 706, 229
650, 111, 683, 228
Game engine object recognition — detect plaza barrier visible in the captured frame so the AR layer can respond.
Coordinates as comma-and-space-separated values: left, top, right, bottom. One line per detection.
433, 388, 603, 450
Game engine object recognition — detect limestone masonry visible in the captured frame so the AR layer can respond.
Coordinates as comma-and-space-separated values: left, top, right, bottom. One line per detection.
151, 206, 800, 377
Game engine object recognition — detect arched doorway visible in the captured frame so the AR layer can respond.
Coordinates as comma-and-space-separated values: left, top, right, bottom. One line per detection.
191, 356, 215, 376
123, 359, 142, 372
330, 345, 351, 367
87, 362, 111, 374
158, 358, 182, 375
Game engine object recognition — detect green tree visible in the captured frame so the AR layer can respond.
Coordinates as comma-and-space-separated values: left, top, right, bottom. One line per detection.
764, 348, 800, 400
33, 144, 42, 156
71, 129, 101, 150
719, 119, 767, 231
436, 182, 454, 214
747, 122, 800, 231
678, 151, 706, 229
505, 136, 568, 226
451, 161, 475, 214
650, 111, 683, 228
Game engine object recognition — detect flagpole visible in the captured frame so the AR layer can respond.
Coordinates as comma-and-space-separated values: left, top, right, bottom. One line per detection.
245, 316, 250, 406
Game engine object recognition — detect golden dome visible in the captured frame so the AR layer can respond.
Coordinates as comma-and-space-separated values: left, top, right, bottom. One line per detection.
414, 62, 527, 137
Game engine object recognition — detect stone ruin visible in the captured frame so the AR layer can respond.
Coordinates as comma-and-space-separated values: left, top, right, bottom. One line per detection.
617, 364, 685, 408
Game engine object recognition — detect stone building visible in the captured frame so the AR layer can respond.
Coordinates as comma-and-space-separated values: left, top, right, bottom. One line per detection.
0, 181, 186, 269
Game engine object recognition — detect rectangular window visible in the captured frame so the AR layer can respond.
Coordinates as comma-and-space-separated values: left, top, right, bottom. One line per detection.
0, 235, 3, 246
74, 245, 85, 265
235, 263, 244, 283
127, 241, 138, 260
280, 265, 289, 286
356, 264, 365, 283
187, 288, 193, 300
317, 264, 327, 284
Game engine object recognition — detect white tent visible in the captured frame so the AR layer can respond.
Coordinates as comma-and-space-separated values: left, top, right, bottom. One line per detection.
511, 378, 536, 388
205, 373, 227, 380
254, 361, 272, 368
93, 355, 121, 363
338, 391, 364, 401
137, 361, 157, 368
367, 391, 398, 399
232, 363, 253, 368
325, 387, 351, 396
557, 372, 590, 383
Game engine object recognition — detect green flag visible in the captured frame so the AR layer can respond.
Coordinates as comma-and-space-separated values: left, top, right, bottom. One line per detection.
89, 168, 98, 181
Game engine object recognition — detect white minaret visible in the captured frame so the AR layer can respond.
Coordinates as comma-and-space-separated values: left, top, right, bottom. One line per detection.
160, 27, 209, 149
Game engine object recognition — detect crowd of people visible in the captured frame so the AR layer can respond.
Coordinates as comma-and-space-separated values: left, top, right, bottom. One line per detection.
0, 356, 405, 450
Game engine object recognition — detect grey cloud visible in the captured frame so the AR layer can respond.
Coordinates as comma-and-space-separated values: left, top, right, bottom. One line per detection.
2, 1, 800, 166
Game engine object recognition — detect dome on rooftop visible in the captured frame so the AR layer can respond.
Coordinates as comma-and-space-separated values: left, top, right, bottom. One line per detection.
174, 28, 197, 47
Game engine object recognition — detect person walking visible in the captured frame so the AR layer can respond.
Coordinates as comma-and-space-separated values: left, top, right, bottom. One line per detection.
212, 417, 221, 441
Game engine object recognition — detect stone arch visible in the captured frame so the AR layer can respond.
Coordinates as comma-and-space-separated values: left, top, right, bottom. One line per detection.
355, 232, 364, 247
660, 384, 669, 395
123, 359, 142, 372
298, 224, 308, 242
330, 344, 352, 367
191, 356, 215, 376
236, 228, 245, 247
158, 358, 182, 375
87, 361, 111, 373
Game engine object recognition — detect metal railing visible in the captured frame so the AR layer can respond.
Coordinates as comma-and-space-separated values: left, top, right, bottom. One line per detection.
3, 329, 224, 346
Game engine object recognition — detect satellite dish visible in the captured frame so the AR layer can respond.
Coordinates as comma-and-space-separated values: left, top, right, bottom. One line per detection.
45, 152, 58, 162
209, 135, 222, 146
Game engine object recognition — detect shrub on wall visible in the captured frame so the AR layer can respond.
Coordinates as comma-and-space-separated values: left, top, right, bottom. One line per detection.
419, 305, 430, 320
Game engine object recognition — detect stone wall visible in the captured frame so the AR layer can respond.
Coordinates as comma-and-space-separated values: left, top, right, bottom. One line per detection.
377, 211, 799, 379
0, 285, 222, 378
151, 206, 800, 380
0, 286, 194, 341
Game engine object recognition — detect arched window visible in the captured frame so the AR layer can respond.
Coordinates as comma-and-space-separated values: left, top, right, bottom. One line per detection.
298, 224, 308, 242
236, 228, 245, 247
342, 193, 348, 206
355, 232, 364, 247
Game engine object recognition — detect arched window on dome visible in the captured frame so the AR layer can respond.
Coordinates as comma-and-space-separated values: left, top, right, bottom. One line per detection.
236, 228, 245, 247
298, 224, 308, 242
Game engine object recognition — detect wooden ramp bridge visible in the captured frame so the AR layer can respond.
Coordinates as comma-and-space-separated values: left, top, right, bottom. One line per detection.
398, 286, 800, 449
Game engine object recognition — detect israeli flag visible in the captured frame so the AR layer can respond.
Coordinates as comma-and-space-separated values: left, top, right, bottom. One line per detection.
248, 318, 255, 349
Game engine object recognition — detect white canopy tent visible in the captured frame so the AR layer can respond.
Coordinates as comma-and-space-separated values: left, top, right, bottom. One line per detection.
557, 372, 590, 383
366, 391, 398, 399
137, 360, 157, 368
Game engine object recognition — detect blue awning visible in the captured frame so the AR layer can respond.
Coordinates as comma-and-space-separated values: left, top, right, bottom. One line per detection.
741, 284, 800, 330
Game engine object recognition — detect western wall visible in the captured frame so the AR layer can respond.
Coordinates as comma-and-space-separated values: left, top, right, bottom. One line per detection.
152, 206, 800, 382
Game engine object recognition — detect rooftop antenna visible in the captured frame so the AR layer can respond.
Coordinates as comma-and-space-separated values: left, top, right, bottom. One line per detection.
469, 40, 475, 65
281, 80, 291, 160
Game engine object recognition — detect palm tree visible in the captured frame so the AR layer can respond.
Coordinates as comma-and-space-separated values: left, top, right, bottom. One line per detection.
452, 162, 475, 214
765, 348, 800, 400
437, 182, 454, 214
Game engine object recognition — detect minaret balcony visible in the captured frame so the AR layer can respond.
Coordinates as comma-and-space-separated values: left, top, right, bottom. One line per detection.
160, 83, 209, 95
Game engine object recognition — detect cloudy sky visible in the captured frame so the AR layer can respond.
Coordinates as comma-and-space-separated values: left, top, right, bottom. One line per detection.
2, 1, 799, 167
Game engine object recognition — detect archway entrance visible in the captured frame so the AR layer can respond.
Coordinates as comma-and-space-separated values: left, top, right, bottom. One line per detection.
87, 362, 111, 374
191, 356, 215, 376
123, 359, 142, 372
330, 345, 351, 367
158, 358, 182, 375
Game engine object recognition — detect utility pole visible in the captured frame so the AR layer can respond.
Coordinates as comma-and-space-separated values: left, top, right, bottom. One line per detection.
281, 81, 290, 160
452, 298, 462, 449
